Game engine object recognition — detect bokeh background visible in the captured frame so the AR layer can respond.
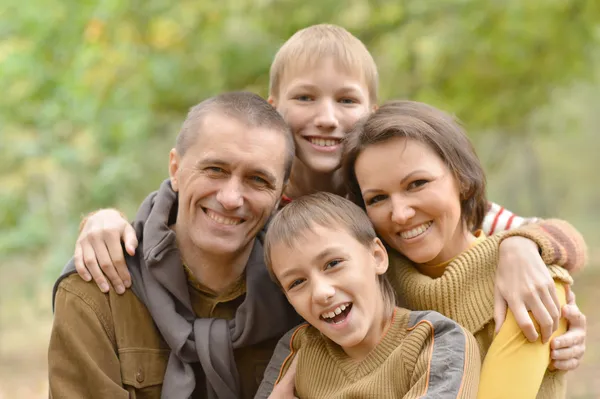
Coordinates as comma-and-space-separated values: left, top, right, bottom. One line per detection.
1, 1, 599, 397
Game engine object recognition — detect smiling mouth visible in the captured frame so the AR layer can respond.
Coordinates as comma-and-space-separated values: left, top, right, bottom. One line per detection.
320, 302, 353, 324
305, 137, 342, 148
399, 221, 432, 240
203, 208, 245, 226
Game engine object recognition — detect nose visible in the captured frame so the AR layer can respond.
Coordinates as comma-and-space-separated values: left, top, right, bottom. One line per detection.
314, 99, 339, 131
312, 276, 335, 305
216, 178, 244, 210
390, 195, 416, 225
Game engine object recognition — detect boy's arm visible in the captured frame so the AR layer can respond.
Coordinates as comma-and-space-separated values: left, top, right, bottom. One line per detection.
403, 312, 481, 399
478, 281, 568, 399
499, 218, 588, 273
494, 218, 587, 346
74, 208, 136, 294
49, 279, 128, 399
255, 324, 307, 399
486, 202, 588, 273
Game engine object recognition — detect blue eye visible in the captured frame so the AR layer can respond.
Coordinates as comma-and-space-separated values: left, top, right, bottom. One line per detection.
250, 176, 268, 185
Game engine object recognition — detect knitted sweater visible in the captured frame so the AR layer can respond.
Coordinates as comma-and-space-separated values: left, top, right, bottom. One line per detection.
386, 231, 574, 398
264, 308, 481, 399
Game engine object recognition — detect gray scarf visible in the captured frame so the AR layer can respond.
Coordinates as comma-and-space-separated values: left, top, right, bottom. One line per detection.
54, 179, 302, 398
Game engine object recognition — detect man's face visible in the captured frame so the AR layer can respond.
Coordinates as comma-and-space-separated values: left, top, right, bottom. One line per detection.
169, 112, 287, 257
270, 57, 374, 174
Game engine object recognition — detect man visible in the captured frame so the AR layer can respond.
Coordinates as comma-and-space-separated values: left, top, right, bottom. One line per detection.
48, 91, 302, 399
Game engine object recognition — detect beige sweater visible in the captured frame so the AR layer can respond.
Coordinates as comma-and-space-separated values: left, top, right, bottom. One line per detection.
387, 229, 574, 398
274, 307, 481, 398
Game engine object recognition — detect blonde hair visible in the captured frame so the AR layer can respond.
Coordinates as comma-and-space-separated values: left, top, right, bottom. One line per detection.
264, 192, 396, 314
269, 24, 379, 104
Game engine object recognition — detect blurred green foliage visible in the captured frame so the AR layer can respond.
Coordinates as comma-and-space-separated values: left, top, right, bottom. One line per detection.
1, 0, 599, 287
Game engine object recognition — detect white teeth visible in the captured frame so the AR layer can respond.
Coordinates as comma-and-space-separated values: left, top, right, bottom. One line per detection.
400, 222, 432, 239
321, 302, 351, 320
308, 138, 340, 147
206, 209, 242, 226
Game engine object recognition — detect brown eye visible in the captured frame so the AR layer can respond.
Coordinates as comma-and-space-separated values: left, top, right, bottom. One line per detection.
365, 194, 387, 206
408, 179, 428, 190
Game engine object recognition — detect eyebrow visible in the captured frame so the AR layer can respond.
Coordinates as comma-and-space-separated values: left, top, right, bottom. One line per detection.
197, 158, 277, 184
361, 170, 427, 197
277, 246, 344, 282
288, 82, 364, 94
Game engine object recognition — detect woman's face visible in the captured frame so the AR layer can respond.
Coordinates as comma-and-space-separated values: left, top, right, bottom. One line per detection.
354, 136, 470, 265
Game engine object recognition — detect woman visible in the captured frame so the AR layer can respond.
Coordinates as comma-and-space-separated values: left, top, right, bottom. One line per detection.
342, 100, 585, 398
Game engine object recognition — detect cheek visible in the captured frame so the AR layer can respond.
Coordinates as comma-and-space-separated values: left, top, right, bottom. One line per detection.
248, 191, 278, 217
285, 107, 310, 133
366, 208, 391, 236
340, 108, 364, 129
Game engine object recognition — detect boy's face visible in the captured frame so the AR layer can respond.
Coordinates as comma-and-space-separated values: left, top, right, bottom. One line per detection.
270, 57, 373, 175
270, 223, 389, 354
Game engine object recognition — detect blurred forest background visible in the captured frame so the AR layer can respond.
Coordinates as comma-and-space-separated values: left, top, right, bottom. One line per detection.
1, 0, 599, 397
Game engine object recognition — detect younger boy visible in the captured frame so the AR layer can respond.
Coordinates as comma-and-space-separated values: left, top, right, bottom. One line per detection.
261, 192, 481, 398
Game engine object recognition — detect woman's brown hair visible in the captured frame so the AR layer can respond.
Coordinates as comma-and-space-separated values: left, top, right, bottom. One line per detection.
343, 100, 487, 231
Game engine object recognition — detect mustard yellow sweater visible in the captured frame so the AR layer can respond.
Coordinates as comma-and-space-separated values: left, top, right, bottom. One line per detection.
273, 307, 481, 398
386, 231, 574, 399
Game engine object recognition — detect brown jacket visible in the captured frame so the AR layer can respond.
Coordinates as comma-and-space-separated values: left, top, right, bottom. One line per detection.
49, 273, 279, 399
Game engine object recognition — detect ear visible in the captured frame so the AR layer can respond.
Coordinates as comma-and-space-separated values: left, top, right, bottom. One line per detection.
372, 237, 389, 275
267, 95, 277, 108
371, 103, 379, 112
168, 148, 181, 192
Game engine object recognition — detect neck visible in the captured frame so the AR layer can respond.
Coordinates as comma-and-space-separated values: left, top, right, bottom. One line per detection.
284, 159, 346, 199
343, 299, 393, 361
174, 227, 254, 294
424, 223, 477, 267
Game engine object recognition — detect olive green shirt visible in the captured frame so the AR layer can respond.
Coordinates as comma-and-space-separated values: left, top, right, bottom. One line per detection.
49, 271, 278, 398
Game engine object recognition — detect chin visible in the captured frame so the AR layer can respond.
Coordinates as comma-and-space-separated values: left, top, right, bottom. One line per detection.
308, 160, 342, 174
192, 236, 245, 256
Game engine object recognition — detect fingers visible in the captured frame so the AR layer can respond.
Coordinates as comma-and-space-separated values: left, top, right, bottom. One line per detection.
80, 240, 110, 293
564, 284, 576, 305
123, 224, 138, 256
562, 303, 587, 329
493, 286, 508, 333
551, 358, 580, 371
552, 343, 586, 361
509, 302, 538, 342
538, 288, 561, 342
74, 241, 91, 281
90, 233, 126, 294
527, 294, 555, 344
105, 230, 131, 290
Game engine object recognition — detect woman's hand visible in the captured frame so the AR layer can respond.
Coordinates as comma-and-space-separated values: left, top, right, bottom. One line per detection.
550, 286, 586, 371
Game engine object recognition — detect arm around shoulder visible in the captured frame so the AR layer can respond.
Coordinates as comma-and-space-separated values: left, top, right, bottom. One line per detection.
499, 218, 588, 273
49, 277, 128, 399
255, 324, 307, 399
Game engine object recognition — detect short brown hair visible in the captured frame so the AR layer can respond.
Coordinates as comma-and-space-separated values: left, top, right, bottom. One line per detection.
175, 91, 295, 181
264, 192, 396, 313
269, 24, 378, 105
343, 100, 487, 231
